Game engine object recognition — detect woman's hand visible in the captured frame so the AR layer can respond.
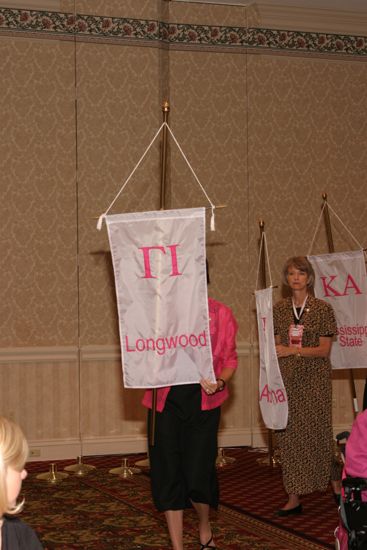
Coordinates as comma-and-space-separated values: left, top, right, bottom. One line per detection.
276, 344, 298, 358
200, 378, 219, 395
276, 337, 332, 359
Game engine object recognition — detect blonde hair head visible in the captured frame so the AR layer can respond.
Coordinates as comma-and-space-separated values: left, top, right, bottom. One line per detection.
282, 256, 315, 289
0, 417, 29, 516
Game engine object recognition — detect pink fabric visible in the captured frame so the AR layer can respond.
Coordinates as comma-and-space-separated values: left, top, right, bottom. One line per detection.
334, 524, 349, 550
345, 410, 367, 479
344, 410, 367, 502
142, 297, 238, 412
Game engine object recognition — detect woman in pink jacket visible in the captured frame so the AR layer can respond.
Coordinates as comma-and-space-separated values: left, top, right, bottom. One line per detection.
142, 297, 238, 550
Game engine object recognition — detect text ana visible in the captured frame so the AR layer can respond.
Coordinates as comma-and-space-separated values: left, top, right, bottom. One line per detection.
260, 384, 287, 404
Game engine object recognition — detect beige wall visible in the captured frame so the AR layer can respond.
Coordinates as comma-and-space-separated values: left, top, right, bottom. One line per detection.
0, 0, 366, 459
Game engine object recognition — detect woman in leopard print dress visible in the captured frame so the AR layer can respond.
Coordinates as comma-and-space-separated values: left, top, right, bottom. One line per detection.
273, 256, 337, 516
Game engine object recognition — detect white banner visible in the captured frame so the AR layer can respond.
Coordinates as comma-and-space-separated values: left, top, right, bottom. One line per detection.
106, 207, 215, 388
256, 288, 288, 430
308, 250, 367, 369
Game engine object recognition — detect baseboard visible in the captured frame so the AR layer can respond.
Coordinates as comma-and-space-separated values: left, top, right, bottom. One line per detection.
28, 438, 85, 462
28, 430, 260, 462
220, 424, 355, 453
27, 435, 149, 462
332, 424, 354, 437
82, 435, 148, 457
218, 427, 266, 448
28, 422, 350, 462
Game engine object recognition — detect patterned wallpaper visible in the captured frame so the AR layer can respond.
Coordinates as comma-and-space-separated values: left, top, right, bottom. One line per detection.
1, 0, 367, 348
0, 37, 78, 346
246, 54, 367, 339
76, 42, 163, 345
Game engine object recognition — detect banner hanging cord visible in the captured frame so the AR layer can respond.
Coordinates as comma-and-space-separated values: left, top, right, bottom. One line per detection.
97, 122, 165, 230
164, 123, 216, 231
97, 122, 216, 231
308, 201, 326, 255
308, 200, 363, 255
255, 231, 273, 290
327, 202, 364, 250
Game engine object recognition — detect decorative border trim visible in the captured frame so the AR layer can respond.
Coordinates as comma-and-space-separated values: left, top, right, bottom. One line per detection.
0, 8, 366, 56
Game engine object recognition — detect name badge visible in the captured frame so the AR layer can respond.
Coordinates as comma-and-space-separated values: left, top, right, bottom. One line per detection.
289, 324, 304, 348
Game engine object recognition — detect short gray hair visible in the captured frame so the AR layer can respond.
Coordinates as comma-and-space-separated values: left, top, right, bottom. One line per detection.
282, 256, 315, 289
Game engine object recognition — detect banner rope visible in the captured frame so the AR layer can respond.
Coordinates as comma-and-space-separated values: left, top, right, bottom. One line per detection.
97, 122, 216, 231
308, 200, 363, 255
327, 202, 364, 249
164, 123, 216, 231
308, 201, 326, 255
256, 231, 273, 290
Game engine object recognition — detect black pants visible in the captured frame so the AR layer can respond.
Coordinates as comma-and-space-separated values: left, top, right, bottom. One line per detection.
148, 384, 220, 512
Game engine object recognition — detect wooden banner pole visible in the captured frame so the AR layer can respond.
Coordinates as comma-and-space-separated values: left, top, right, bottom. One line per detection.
258, 220, 275, 467
150, 100, 170, 447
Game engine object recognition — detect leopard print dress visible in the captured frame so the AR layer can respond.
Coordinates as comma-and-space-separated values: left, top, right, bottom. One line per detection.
273, 295, 337, 495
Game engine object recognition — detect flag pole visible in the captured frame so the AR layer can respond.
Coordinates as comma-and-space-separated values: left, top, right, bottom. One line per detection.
322, 193, 358, 417
256, 220, 275, 468
135, 101, 170, 470
260, 220, 275, 467
150, 100, 170, 446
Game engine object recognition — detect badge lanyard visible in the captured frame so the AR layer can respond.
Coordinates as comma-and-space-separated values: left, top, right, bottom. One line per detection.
292, 295, 308, 324
289, 296, 308, 348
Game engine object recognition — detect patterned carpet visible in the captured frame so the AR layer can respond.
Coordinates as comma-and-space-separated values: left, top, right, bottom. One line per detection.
217, 447, 338, 549
21, 447, 338, 549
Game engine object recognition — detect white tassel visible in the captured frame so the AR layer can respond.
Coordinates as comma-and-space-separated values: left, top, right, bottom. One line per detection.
97, 214, 105, 231
210, 206, 215, 231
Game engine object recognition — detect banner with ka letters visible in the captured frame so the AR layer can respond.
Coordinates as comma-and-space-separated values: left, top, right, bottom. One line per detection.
308, 250, 367, 369
256, 287, 288, 430
106, 207, 215, 388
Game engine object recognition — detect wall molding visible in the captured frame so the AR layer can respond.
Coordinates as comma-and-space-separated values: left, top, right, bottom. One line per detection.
0, 345, 79, 364
0, 341, 253, 364
253, 4, 367, 35
0, 0, 60, 8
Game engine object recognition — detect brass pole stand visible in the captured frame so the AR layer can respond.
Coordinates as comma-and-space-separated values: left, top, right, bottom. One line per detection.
64, 455, 96, 476
256, 446, 281, 467
135, 456, 150, 468
216, 447, 236, 467
36, 463, 69, 484
109, 458, 141, 479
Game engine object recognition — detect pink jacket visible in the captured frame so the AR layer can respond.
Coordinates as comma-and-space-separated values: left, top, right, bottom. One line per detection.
142, 297, 238, 412
345, 410, 367, 478
344, 410, 367, 501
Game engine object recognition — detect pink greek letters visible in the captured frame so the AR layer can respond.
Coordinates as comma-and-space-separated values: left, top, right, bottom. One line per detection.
320, 274, 362, 297
139, 244, 182, 279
